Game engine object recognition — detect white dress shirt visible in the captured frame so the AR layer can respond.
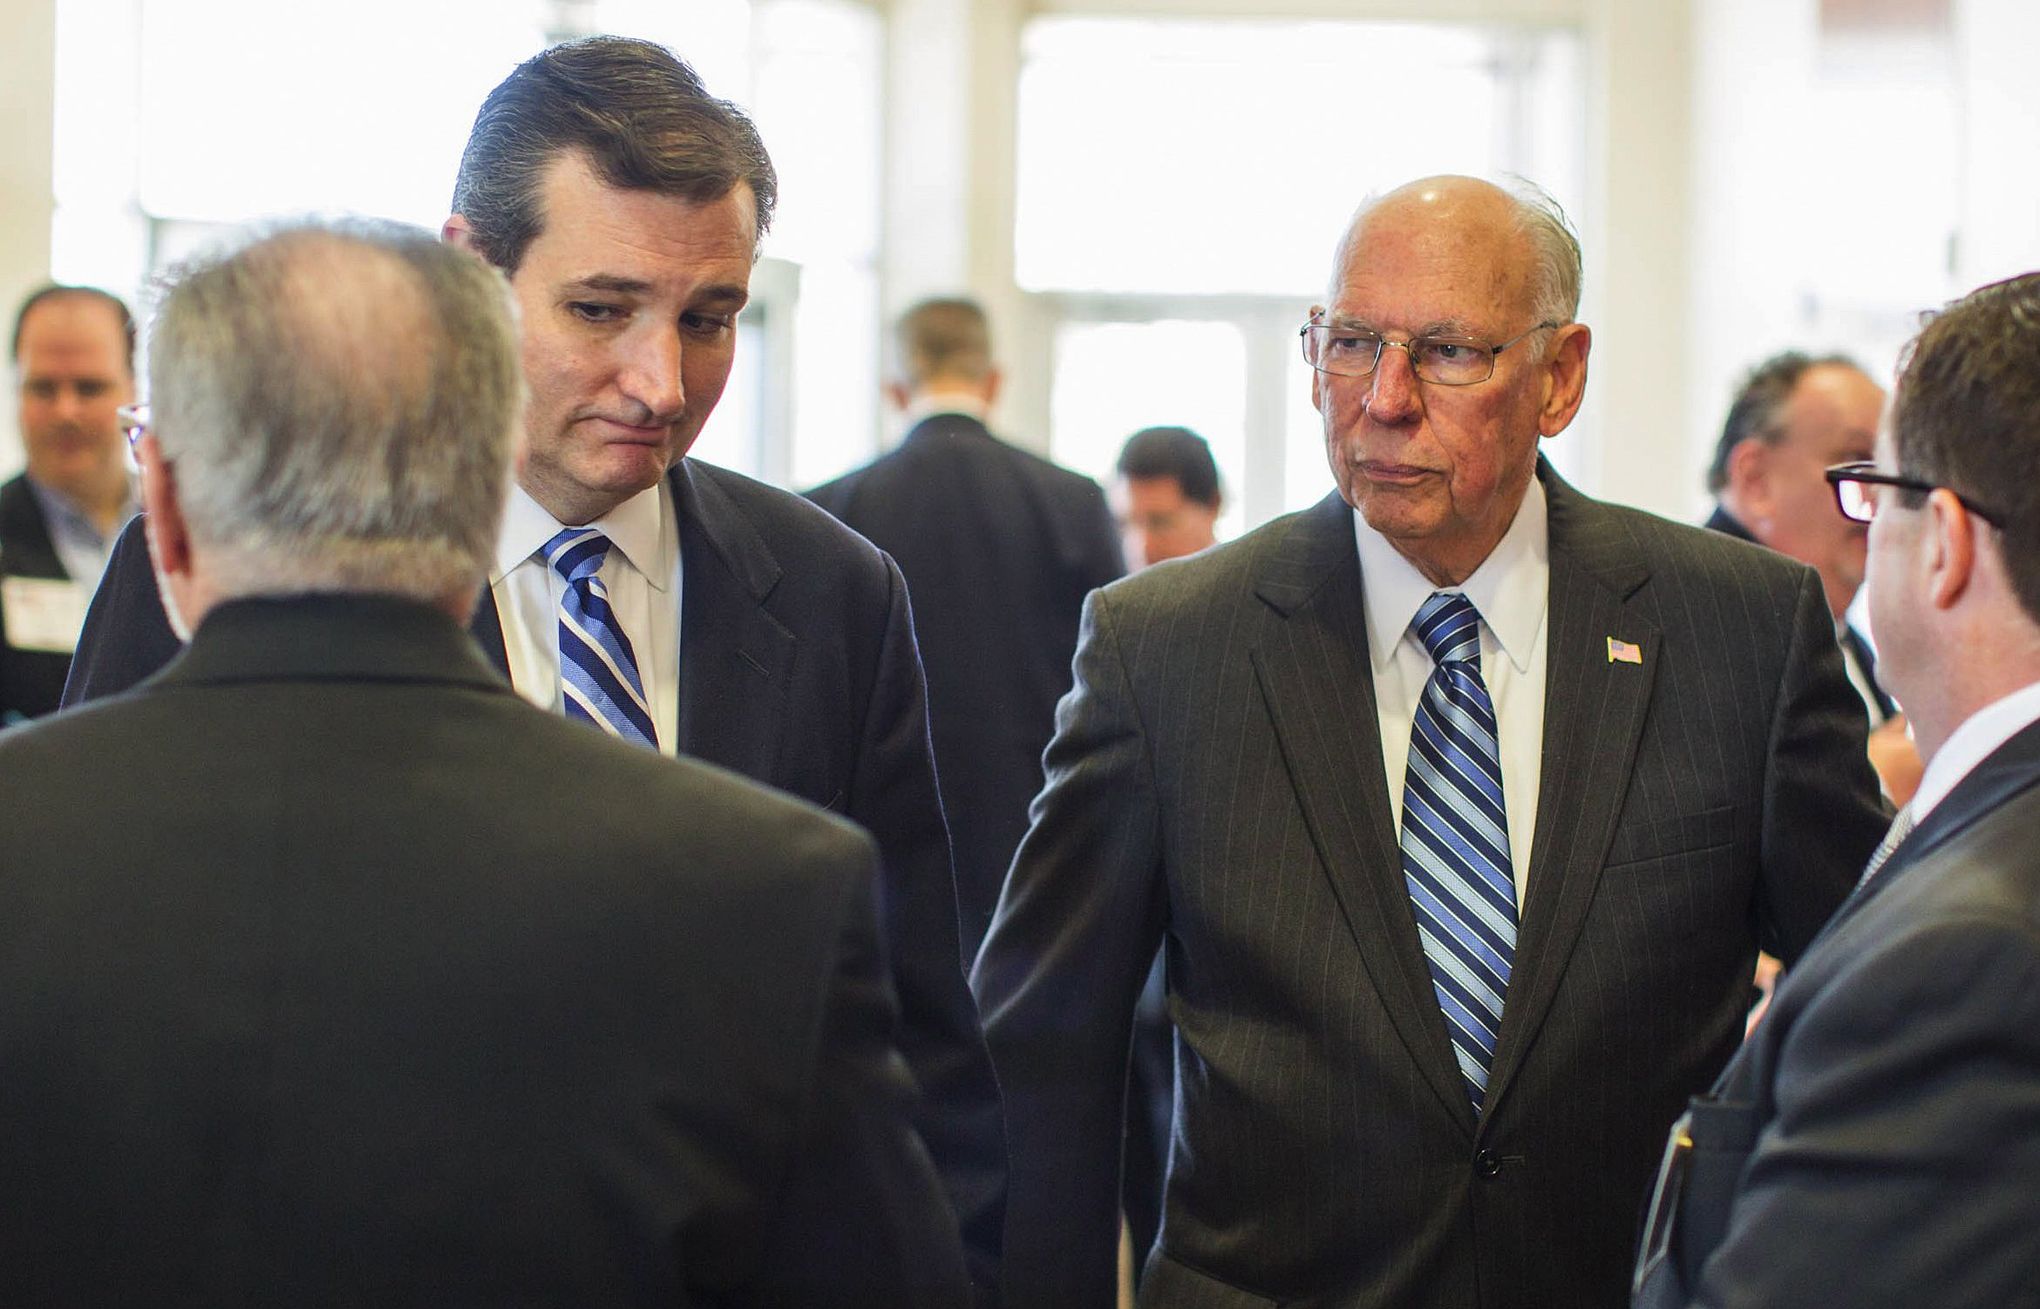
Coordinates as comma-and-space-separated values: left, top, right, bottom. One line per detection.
489, 480, 682, 757
1357, 477, 1549, 908
1905, 679, 2040, 827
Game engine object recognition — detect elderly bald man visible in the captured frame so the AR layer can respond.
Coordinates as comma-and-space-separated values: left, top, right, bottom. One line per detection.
972, 175, 1887, 1308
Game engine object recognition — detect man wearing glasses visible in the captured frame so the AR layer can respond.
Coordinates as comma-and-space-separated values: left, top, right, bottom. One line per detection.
1634, 273, 2040, 1307
974, 175, 1887, 1307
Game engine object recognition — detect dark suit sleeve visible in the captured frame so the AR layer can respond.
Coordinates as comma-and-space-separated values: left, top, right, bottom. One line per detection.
1755, 569, 1888, 962
60, 513, 183, 708
1674, 916, 2040, 1308
749, 842, 973, 1309
847, 554, 1009, 1300
971, 588, 1167, 1309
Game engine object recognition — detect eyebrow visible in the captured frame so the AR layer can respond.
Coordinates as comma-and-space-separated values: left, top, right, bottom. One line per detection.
562, 275, 749, 307
1323, 314, 1482, 337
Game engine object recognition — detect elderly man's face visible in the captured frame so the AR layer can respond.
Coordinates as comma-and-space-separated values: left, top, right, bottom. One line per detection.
1311, 184, 1586, 585
14, 295, 133, 504
489, 150, 755, 526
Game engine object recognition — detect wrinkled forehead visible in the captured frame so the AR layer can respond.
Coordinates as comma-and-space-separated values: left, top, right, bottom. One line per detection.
1327, 202, 1533, 332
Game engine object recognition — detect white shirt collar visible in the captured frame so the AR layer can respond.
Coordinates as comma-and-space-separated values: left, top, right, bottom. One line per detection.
1908, 679, 2040, 824
1355, 475, 1549, 673
492, 479, 671, 591
899, 393, 992, 428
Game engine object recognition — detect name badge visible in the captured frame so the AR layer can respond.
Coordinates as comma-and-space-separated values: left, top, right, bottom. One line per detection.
2, 576, 91, 654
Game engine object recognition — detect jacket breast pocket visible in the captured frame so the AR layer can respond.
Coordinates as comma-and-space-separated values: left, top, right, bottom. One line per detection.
1605, 804, 1738, 868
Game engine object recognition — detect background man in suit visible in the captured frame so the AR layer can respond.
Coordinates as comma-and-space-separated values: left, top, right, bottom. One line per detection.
1112, 424, 1221, 569
809, 296, 1123, 957
972, 175, 1888, 1308
1705, 350, 1921, 803
53, 38, 1005, 1289
1634, 271, 2040, 1309
1, 286, 137, 723
0, 219, 968, 1307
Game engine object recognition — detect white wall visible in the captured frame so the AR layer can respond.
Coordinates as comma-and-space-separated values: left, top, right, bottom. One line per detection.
0, 0, 58, 474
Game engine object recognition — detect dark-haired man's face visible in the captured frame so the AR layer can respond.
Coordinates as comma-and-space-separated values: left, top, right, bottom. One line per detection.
456, 150, 754, 526
1112, 474, 1217, 569
15, 295, 133, 507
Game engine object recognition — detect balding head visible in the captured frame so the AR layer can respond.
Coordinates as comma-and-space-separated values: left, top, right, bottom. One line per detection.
145, 220, 522, 619
1334, 176, 1582, 328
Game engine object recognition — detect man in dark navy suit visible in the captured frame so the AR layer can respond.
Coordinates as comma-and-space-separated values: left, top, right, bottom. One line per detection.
809, 297, 1123, 957
56, 39, 1004, 1294
1634, 273, 2040, 1309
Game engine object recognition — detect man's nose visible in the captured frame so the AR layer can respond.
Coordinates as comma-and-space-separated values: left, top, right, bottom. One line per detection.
619, 326, 686, 422
1363, 342, 1422, 422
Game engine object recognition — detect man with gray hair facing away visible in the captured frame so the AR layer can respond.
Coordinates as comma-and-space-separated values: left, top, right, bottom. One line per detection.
0, 220, 970, 1307
974, 176, 1887, 1306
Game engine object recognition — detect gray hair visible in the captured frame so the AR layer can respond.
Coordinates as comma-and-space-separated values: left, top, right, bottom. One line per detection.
149, 218, 522, 603
1501, 176, 1583, 326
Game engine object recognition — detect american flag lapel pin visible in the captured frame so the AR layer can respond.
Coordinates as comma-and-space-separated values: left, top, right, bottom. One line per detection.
1607, 636, 1642, 665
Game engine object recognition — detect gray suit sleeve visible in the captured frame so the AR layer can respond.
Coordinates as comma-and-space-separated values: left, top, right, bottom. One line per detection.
971, 587, 1167, 1309
1680, 914, 2040, 1308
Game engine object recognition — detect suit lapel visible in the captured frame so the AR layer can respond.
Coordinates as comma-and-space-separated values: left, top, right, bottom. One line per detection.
1483, 468, 1659, 1118
0, 477, 68, 579
668, 461, 796, 780
1251, 494, 1477, 1132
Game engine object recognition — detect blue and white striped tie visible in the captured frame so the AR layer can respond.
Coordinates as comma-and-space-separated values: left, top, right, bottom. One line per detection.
545, 526, 659, 750
1400, 591, 1516, 1112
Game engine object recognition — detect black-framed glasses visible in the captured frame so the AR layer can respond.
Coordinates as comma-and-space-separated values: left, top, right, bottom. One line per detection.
1299, 318, 1560, 386
117, 403, 151, 451
1824, 461, 2007, 527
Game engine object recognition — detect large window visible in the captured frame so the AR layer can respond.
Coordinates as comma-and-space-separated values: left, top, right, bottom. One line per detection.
49, 0, 880, 489
1017, 16, 1585, 533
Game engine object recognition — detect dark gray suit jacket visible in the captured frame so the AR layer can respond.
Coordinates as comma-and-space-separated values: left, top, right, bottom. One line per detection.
973, 463, 1888, 1308
1633, 717, 2040, 1309
808, 414, 1124, 958
0, 594, 969, 1307
58, 459, 1007, 1290
0, 473, 76, 724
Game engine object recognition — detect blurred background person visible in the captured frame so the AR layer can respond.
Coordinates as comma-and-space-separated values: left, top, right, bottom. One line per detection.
810, 295, 1123, 959
1112, 424, 1221, 570
1, 285, 136, 724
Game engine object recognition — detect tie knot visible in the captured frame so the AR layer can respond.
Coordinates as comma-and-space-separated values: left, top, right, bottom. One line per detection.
1413, 591, 1483, 665
544, 526, 611, 585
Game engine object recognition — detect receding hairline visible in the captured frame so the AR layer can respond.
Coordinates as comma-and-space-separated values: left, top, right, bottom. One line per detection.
1328, 174, 1579, 323
13, 289, 135, 372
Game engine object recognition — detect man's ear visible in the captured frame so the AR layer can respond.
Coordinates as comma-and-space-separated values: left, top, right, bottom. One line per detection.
138, 435, 192, 584
982, 366, 1004, 411
441, 214, 477, 251
1537, 322, 1592, 437
1924, 487, 1978, 611
884, 381, 911, 413
1726, 439, 1774, 516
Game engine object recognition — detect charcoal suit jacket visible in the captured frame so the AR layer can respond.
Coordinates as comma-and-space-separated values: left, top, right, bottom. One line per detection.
972, 461, 1888, 1308
0, 473, 78, 723
808, 413, 1124, 957
1632, 716, 2040, 1309
0, 594, 969, 1307
58, 458, 1008, 1291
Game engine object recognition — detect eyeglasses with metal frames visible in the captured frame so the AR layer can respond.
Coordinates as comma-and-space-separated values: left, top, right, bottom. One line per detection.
116, 403, 151, 451
1824, 461, 2007, 527
1299, 318, 1562, 386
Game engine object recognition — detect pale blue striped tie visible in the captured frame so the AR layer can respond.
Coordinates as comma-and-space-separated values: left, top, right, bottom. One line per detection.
545, 527, 659, 750
1400, 591, 1516, 1111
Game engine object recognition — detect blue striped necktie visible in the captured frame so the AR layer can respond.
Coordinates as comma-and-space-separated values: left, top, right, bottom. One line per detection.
544, 526, 659, 750
1400, 591, 1517, 1111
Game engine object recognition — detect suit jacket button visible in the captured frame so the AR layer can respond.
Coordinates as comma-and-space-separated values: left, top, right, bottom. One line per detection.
1474, 1149, 1503, 1178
